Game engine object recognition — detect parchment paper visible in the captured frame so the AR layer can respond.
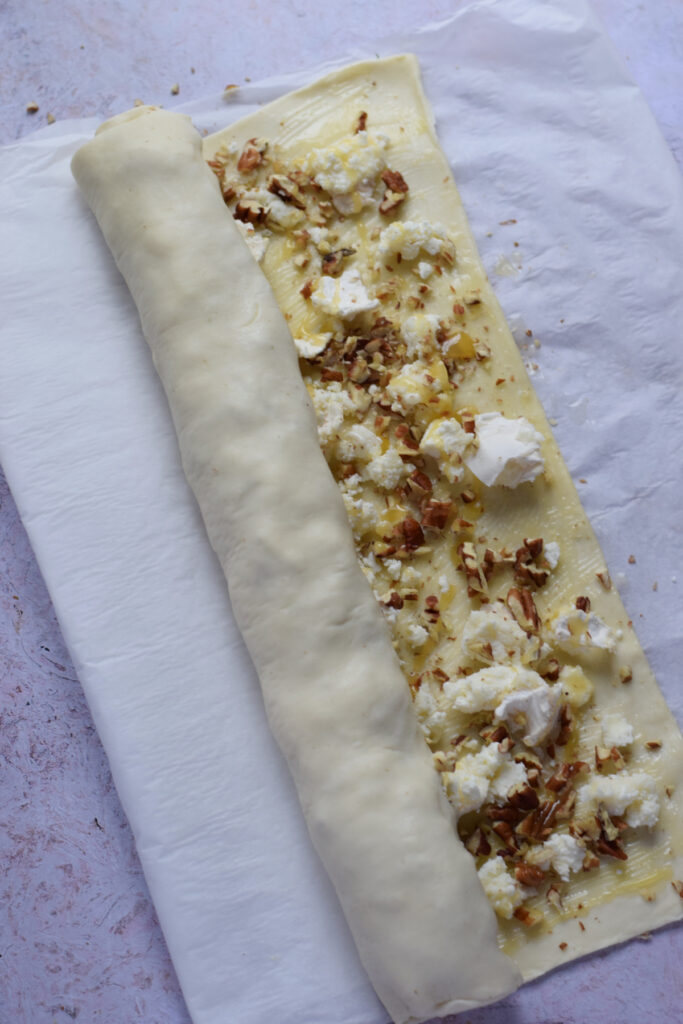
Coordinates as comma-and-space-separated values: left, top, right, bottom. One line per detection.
0, 1, 681, 1023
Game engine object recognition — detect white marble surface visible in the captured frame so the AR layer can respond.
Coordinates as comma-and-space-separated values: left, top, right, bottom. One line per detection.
0, 2, 681, 1023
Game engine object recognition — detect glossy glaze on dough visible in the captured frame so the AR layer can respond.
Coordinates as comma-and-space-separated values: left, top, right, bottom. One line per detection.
71, 105, 521, 1023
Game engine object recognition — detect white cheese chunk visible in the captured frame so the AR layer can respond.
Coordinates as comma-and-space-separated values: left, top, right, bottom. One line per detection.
378, 219, 451, 261
477, 859, 525, 919
443, 664, 547, 715
461, 604, 540, 666
553, 609, 617, 653
544, 540, 560, 569
238, 187, 304, 229
309, 382, 356, 445
302, 131, 387, 198
465, 412, 545, 488
293, 333, 332, 359
577, 772, 660, 829
406, 623, 429, 649
364, 448, 410, 489
601, 711, 635, 748
527, 834, 585, 881
337, 424, 382, 463
401, 313, 440, 358
311, 268, 379, 319
494, 685, 562, 747
419, 416, 472, 484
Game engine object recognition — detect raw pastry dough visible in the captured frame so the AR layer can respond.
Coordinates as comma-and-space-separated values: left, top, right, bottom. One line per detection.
72, 100, 520, 1024
72, 54, 682, 1021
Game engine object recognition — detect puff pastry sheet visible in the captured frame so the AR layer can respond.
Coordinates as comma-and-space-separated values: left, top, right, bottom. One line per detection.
71, 90, 521, 1024
71, 55, 682, 1022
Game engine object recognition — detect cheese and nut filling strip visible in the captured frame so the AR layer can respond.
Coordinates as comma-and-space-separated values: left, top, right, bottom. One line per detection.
202, 56, 683, 975
71, 55, 682, 1021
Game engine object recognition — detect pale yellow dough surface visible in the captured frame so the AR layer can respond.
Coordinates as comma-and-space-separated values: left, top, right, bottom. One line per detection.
202, 55, 683, 978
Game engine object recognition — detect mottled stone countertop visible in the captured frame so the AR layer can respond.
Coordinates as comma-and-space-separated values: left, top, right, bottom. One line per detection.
1, 2, 681, 1022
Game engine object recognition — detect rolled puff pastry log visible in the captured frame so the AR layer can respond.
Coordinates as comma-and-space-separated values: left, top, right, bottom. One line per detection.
71, 110, 521, 1021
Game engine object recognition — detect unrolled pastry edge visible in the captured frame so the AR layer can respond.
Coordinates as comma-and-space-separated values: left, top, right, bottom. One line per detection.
71, 105, 521, 1023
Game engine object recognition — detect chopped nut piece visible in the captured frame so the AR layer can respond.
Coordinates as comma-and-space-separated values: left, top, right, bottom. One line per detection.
619, 666, 633, 684
645, 740, 662, 751
506, 587, 541, 634
379, 189, 408, 216
582, 852, 600, 871
513, 907, 537, 927
26, 101, 39, 114
546, 761, 587, 792
383, 592, 404, 610
237, 137, 268, 173
628, 554, 636, 565
515, 863, 545, 887
555, 704, 573, 746
466, 827, 491, 857
546, 885, 563, 910
508, 784, 540, 812
558, 942, 568, 951
354, 110, 368, 133
672, 881, 683, 899
267, 174, 306, 208
399, 518, 425, 551
170, 83, 180, 95
322, 247, 357, 276
460, 488, 476, 504
596, 571, 612, 590
595, 745, 626, 771
575, 595, 591, 612
234, 198, 267, 224
421, 500, 452, 530
406, 469, 432, 499
299, 280, 313, 300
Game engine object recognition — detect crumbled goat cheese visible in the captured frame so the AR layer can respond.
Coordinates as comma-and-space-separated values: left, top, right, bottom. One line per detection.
415, 260, 434, 280
553, 609, 617, 653
309, 382, 356, 445
401, 314, 441, 358
364, 448, 410, 489
443, 664, 547, 715
293, 333, 332, 359
462, 604, 540, 666
577, 772, 660, 829
413, 683, 446, 740
477, 858, 525, 919
601, 711, 635, 748
419, 416, 472, 483
378, 219, 450, 261
494, 685, 562, 747
384, 558, 402, 579
527, 833, 585, 881
386, 359, 446, 413
337, 424, 382, 463
544, 541, 560, 569
406, 623, 429, 649
302, 131, 387, 203
311, 268, 379, 319
465, 412, 545, 488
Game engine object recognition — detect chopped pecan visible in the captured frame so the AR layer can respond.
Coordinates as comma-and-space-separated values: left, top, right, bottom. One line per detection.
322, 247, 357, 276
672, 880, 683, 899
400, 518, 425, 551
506, 587, 541, 634
406, 469, 433, 499
595, 836, 628, 861
460, 488, 477, 504
555, 704, 573, 746
320, 368, 343, 383
234, 199, 267, 224
596, 570, 612, 590
508, 784, 540, 812
379, 190, 408, 216
595, 745, 626, 772
514, 538, 550, 587
354, 110, 368, 133
421, 499, 452, 530
381, 168, 410, 194
492, 821, 518, 851
348, 355, 370, 383
645, 740, 662, 751
459, 542, 488, 598
383, 592, 404, 610
513, 907, 538, 927
237, 137, 267, 173
546, 761, 587, 792
460, 412, 477, 434
515, 863, 545, 887
619, 665, 633, 684
466, 827, 491, 857
299, 279, 313, 300
546, 884, 563, 910
575, 595, 591, 612
517, 800, 559, 842
267, 174, 306, 208
432, 666, 449, 684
